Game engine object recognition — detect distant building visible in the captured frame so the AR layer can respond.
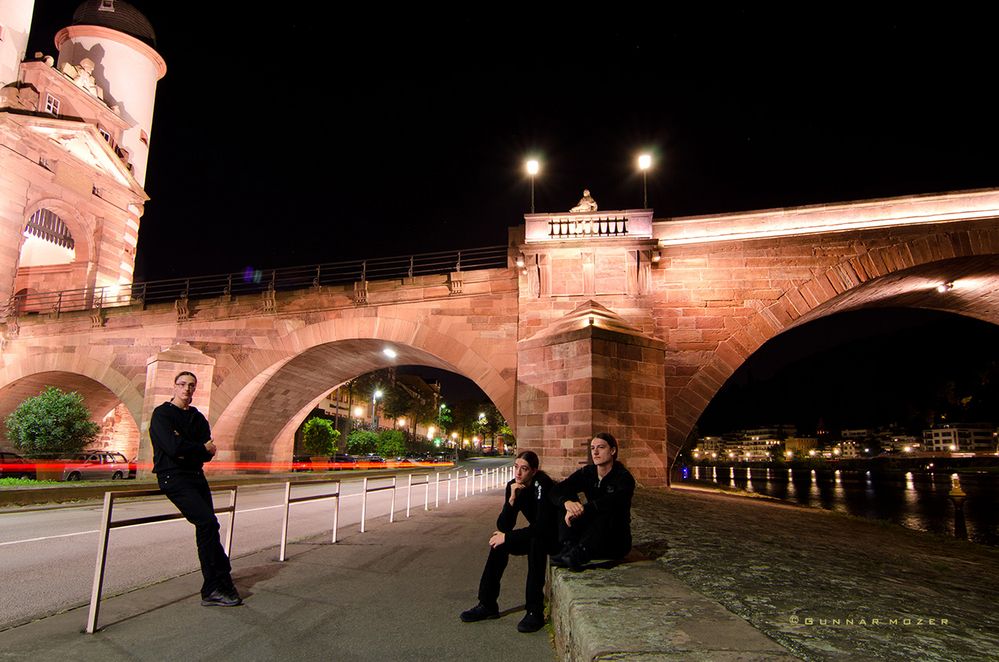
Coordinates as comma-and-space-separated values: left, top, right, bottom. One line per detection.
923, 424, 995, 453
738, 436, 780, 461
881, 434, 919, 453
694, 436, 724, 456
834, 440, 860, 458
785, 436, 818, 457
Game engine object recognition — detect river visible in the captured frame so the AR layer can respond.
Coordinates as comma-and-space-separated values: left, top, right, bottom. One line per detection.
681, 465, 999, 546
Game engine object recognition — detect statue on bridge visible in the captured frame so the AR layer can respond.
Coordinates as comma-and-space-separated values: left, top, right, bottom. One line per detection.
570, 189, 598, 213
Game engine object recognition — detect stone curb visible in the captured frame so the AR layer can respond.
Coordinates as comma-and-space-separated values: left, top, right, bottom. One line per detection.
548, 512, 802, 661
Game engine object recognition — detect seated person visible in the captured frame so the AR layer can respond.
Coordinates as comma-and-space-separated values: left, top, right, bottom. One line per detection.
550, 432, 635, 570
460, 450, 558, 633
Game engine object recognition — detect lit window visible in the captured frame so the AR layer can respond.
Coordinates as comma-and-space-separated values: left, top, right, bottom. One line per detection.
44, 93, 60, 115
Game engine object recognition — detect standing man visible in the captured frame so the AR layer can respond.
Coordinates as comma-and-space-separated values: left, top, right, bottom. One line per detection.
550, 432, 635, 570
150, 371, 241, 607
460, 450, 558, 633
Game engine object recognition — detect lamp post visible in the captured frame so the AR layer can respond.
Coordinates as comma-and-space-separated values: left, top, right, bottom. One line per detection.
370, 389, 383, 430
526, 159, 539, 213
638, 153, 652, 209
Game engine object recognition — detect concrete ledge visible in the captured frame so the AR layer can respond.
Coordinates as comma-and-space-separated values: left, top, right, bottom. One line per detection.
549, 518, 801, 661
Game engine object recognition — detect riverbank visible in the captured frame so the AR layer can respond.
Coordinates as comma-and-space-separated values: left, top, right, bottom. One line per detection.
630, 486, 999, 660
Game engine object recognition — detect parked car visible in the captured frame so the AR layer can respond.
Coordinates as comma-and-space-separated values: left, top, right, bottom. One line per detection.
0, 451, 36, 479
292, 454, 313, 472
328, 453, 358, 470
60, 450, 133, 481
357, 454, 386, 466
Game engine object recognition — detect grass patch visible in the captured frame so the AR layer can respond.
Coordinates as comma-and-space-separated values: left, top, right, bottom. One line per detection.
0, 477, 61, 487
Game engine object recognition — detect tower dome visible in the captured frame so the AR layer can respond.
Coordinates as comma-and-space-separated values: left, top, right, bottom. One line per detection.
71, 0, 156, 47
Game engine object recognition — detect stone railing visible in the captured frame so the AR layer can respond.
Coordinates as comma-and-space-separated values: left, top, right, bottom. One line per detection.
524, 209, 654, 243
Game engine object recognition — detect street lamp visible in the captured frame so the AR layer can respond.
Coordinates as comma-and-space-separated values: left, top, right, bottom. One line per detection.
370, 389, 383, 430
526, 159, 539, 213
638, 153, 652, 208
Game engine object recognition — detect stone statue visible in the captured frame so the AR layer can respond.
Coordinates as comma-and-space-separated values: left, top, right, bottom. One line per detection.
570, 189, 598, 213
64, 58, 104, 100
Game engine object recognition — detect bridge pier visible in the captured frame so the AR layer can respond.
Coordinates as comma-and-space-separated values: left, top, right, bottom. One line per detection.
138, 343, 216, 477
517, 300, 667, 482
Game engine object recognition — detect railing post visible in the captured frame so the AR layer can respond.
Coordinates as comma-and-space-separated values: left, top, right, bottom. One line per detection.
223, 487, 237, 556
465, 470, 470, 498
85, 492, 114, 634
406, 474, 413, 518
279, 481, 291, 562
408, 255, 414, 279
55, 291, 62, 318
447, 472, 452, 504
390, 477, 397, 523
332, 484, 340, 544
424, 474, 430, 511
436, 472, 441, 507
361, 477, 368, 532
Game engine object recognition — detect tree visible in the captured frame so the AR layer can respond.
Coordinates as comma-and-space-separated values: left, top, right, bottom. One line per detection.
346, 429, 379, 455
302, 417, 340, 456
377, 429, 406, 458
5, 387, 99, 455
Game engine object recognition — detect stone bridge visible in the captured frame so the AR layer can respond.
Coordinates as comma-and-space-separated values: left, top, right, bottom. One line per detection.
2, 188, 998, 481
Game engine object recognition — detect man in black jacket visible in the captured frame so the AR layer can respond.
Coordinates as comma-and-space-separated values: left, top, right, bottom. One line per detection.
550, 432, 635, 570
150, 371, 241, 607
460, 450, 558, 633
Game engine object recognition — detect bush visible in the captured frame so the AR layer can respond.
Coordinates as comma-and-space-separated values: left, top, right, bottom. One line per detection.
347, 429, 379, 455
5, 386, 99, 455
377, 429, 406, 458
302, 417, 340, 456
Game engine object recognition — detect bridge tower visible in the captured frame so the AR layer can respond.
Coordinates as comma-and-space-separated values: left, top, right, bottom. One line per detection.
0, 0, 164, 313
0, 0, 35, 87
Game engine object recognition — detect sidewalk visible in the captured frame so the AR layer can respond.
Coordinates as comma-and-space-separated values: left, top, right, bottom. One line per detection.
549, 485, 999, 661
0, 492, 555, 662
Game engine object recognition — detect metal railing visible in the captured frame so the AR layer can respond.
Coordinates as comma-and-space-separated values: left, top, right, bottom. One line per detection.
86, 484, 238, 634
6, 244, 509, 318
85, 466, 514, 633
278, 479, 341, 562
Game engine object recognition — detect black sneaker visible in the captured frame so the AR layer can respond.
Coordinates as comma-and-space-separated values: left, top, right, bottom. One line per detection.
517, 611, 545, 633
201, 589, 242, 607
460, 602, 499, 622
552, 544, 590, 571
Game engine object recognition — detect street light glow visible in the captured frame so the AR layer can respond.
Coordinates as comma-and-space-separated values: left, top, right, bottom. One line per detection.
526, 159, 540, 213
638, 154, 652, 171
373, 389, 383, 399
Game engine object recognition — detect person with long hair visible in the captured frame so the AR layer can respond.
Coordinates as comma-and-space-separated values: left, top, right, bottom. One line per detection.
550, 432, 635, 570
460, 450, 558, 633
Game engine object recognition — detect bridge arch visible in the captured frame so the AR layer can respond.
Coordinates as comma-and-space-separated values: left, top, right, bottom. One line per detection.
0, 362, 143, 458
668, 227, 999, 452
209, 315, 516, 466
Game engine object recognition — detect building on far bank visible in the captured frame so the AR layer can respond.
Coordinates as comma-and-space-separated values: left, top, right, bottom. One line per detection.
923, 424, 995, 453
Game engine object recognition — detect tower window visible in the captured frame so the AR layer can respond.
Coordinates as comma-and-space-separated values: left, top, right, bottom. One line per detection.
99, 0, 116, 12
44, 93, 60, 115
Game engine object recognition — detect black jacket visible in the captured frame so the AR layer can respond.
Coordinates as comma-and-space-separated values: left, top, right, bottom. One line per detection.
497, 471, 558, 551
551, 462, 635, 545
150, 401, 213, 473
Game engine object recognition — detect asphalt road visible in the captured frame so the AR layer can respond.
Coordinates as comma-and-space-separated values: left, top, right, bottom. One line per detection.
0, 459, 512, 630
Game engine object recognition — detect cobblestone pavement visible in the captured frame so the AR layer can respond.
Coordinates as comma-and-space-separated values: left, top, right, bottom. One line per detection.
632, 486, 999, 662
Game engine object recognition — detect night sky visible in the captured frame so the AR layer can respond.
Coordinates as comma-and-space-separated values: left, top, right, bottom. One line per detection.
23, 3, 999, 432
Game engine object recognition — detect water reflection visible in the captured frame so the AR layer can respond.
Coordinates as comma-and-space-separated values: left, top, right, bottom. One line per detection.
683, 466, 999, 546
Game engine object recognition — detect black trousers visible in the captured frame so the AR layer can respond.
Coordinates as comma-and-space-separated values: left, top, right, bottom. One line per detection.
558, 509, 631, 560
477, 535, 548, 614
158, 470, 234, 598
